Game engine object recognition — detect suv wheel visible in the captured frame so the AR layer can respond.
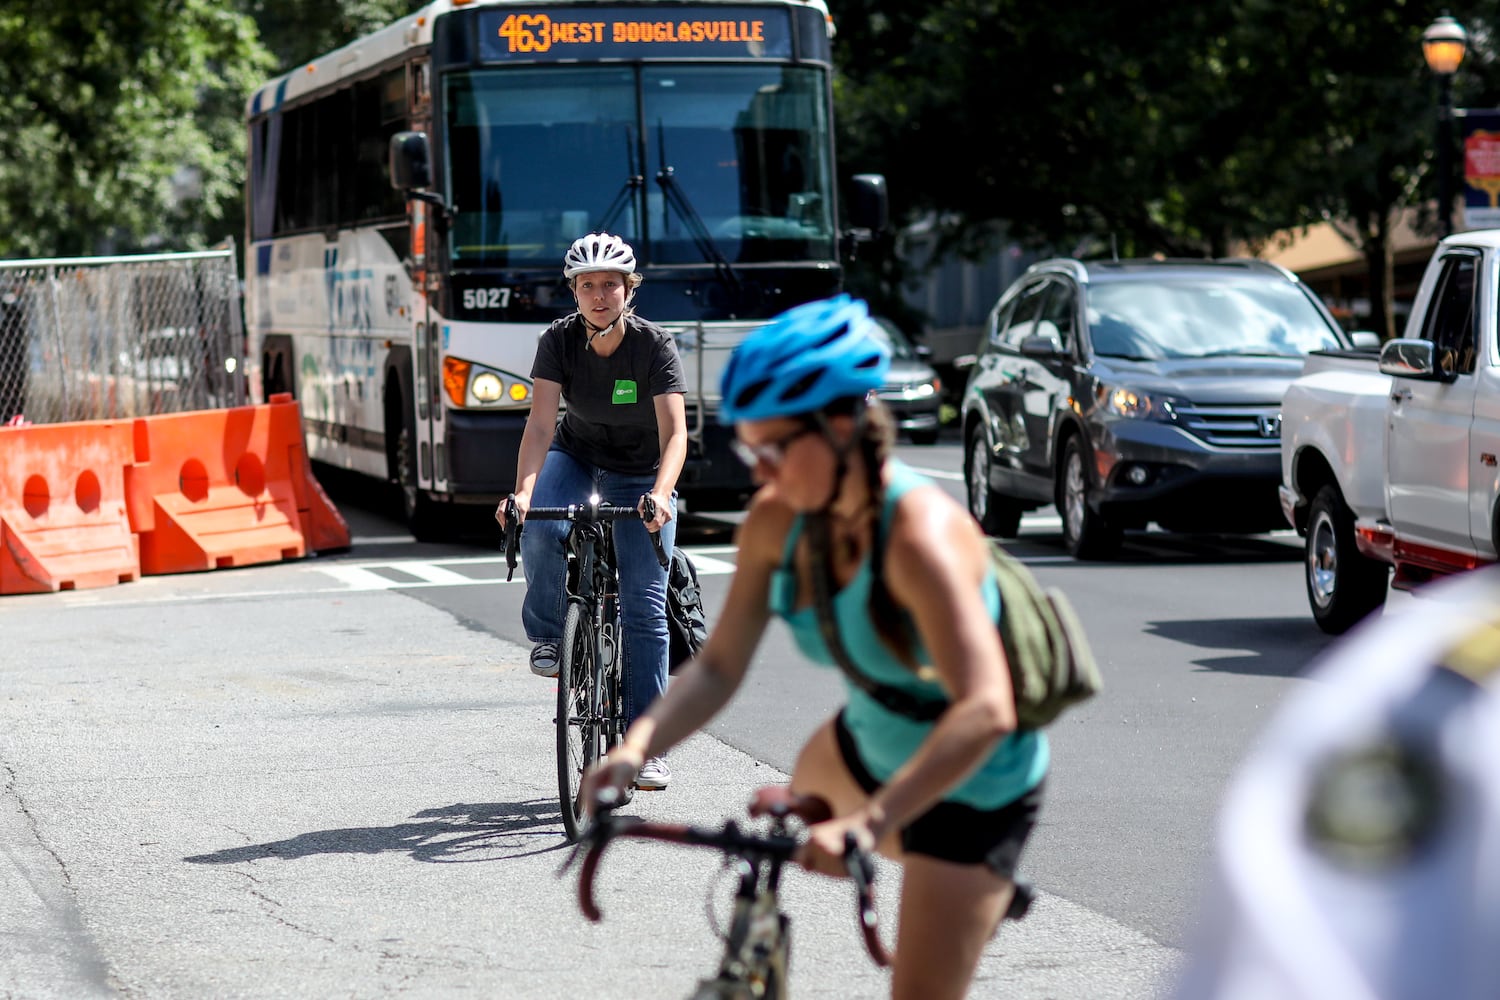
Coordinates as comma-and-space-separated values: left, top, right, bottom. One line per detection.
1305, 484, 1387, 634
1058, 437, 1121, 559
966, 426, 1022, 537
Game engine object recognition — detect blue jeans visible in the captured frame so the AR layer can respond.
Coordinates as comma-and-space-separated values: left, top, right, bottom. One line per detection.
521, 446, 676, 726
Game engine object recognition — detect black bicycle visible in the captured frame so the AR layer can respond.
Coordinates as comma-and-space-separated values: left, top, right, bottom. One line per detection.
501, 492, 667, 842
564, 786, 891, 1000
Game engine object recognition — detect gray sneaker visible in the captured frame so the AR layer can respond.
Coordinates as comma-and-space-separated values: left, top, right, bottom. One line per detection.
635, 756, 671, 791
529, 642, 559, 678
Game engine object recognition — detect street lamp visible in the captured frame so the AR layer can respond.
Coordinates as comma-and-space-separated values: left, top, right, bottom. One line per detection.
1424, 13, 1468, 236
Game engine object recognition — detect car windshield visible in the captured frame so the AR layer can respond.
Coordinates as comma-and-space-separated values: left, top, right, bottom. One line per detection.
1086, 278, 1345, 360
868, 319, 920, 360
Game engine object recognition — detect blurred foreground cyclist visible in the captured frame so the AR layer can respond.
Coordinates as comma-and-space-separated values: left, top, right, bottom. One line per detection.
582, 294, 1047, 1000
1175, 567, 1500, 1000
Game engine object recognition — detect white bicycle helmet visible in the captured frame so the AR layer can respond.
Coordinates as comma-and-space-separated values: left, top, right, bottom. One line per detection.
563, 233, 637, 278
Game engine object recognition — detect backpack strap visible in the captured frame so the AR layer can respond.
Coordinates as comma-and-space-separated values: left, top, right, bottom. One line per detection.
805, 513, 947, 722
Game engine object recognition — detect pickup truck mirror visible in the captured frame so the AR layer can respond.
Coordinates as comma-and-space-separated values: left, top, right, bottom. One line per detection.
1349, 331, 1381, 351
1378, 338, 1441, 380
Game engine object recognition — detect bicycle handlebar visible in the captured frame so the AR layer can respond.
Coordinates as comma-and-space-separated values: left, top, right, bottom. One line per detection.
563, 796, 892, 968
500, 493, 668, 581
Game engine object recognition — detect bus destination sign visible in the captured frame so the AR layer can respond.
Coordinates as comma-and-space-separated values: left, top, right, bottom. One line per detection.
478, 6, 794, 61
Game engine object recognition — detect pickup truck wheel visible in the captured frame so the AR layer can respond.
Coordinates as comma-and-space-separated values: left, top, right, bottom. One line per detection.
965, 427, 1023, 537
1305, 484, 1388, 634
1059, 437, 1122, 560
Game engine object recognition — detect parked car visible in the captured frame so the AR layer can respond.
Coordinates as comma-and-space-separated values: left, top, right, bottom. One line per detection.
958, 257, 1378, 558
869, 316, 943, 444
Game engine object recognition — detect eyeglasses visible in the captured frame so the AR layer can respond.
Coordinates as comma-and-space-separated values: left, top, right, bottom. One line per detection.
731, 426, 818, 469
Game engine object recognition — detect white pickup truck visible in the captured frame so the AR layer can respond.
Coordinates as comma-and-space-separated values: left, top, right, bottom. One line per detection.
1280, 229, 1500, 633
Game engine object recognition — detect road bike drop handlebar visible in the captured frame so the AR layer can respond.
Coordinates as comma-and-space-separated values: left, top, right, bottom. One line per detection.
500, 493, 669, 582
564, 789, 893, 969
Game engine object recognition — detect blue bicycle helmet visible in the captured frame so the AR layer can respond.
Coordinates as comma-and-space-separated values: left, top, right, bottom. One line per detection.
719, 295, 891, 424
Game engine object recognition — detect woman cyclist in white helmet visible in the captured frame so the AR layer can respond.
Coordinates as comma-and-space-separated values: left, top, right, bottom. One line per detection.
496, 232, 687, 791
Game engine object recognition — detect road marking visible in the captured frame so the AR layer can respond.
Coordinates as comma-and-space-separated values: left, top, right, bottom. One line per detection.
399, 563, 475, 586
319, 565, 402, 591
308, 547, 737, 593
906, 463, 964, 482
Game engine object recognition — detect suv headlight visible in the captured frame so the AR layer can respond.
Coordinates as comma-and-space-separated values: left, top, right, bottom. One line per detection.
1097, 383, 1180, 420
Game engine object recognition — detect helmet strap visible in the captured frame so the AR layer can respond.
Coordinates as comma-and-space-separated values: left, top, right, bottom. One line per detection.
581, 312, 624, 351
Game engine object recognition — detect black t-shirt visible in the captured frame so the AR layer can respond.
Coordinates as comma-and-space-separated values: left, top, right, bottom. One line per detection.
531, 312, 687, 475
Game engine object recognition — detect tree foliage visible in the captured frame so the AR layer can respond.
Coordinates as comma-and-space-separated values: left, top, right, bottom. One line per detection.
4, 0, 1500, 327
832, 0, 1500, 328
0, 0, 419, 259
0, 1, 272, 256
242, 0, 421, 73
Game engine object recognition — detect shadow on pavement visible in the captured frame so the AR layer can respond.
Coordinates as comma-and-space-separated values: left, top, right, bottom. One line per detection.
182, 799, 571, 865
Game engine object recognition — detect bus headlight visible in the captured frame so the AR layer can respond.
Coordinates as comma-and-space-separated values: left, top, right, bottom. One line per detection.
442, 355, 531, 407
471, 372, 504, 402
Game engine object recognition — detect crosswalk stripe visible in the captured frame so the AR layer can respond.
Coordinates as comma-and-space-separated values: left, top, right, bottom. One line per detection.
312, 545, 736, 592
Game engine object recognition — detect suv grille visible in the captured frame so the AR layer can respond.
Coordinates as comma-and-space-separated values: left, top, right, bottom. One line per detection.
1174, 403, 1281, 448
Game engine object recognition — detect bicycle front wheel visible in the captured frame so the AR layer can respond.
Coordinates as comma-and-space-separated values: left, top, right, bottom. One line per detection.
557, 600, 602, 842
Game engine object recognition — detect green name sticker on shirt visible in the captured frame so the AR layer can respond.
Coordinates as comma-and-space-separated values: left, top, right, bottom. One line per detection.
612, 379, 638, 404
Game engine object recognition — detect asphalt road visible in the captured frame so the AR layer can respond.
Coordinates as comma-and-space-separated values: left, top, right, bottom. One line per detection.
1, 434, 1417, 998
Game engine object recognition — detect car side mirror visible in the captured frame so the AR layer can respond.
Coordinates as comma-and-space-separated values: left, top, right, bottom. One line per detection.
1019, 332, 1065, 358
913, 342, 933, 361
1349, 330, 1381, 351
953, 353, 978, 372
1378, 338, 1441, 380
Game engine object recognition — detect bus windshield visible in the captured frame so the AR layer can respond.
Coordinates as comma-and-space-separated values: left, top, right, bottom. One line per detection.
444, 64, 835, 269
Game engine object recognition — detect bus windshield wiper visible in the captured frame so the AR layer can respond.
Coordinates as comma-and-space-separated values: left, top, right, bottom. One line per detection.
596, 127, 643, 237
655, 129, 741, 309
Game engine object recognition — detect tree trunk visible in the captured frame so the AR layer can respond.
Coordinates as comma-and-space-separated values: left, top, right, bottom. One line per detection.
1360, 214, 1395, 341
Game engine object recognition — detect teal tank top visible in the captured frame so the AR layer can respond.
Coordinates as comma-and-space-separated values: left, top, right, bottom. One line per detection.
768, 461, 1047, 810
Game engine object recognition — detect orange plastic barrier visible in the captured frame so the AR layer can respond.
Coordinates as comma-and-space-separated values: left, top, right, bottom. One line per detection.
269, 394, 350, 556
126, 396, 349, 576
0, 420, 141, 594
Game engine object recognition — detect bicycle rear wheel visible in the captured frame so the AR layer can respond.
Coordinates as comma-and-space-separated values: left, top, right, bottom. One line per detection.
557, 600, 603, 842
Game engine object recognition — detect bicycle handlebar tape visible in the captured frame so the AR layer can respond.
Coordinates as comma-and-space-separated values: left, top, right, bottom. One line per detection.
0, 418, 139, 594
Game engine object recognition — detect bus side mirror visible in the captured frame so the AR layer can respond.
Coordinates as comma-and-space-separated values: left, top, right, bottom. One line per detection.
390, 131, 432, 191
848, 174, 888, 237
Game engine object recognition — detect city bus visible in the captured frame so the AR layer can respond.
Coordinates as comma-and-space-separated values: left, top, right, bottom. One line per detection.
243, 0, 886, 539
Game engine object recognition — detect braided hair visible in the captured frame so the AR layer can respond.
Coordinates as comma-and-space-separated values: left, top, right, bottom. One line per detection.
803, 397, 916, 667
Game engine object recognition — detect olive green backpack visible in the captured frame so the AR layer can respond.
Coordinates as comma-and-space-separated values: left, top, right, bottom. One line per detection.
810, 526, 1102, 730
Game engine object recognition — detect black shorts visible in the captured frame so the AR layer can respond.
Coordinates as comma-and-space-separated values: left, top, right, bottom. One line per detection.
833, 710, 1043, 879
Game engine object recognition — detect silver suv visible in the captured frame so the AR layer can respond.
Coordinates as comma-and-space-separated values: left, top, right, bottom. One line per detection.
958, 257, 1376, 558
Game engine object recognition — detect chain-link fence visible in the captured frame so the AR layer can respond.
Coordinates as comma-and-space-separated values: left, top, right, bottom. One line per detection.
0, 247, 247, 424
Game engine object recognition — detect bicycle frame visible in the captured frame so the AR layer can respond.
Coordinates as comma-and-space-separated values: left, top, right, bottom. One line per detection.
567, 794, 890, 1000
501, 493, 666, 841
691, 823, 794, 999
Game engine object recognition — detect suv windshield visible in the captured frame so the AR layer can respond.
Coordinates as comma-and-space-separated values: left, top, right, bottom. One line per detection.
1086, 277, 1345, 360
869, 318, 921, 360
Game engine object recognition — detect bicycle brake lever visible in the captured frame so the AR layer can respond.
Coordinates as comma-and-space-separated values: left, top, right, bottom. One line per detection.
502, 494, 520, 581
843, 831, 875, 890
640, 495, 669, 568
843, 831, 892, 967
